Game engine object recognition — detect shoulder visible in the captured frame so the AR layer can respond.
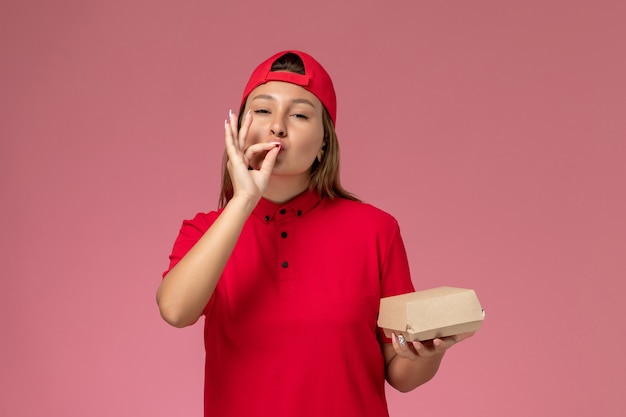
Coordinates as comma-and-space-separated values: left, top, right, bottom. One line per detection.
326, 197, 397, 221
320, 197, 400, 229
179, 209, 222, 234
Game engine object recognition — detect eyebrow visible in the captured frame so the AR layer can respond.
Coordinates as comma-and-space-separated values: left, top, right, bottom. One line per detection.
251, 94, 316, 108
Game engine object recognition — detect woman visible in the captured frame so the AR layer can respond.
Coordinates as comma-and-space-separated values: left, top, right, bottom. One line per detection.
157, 50, 472, 416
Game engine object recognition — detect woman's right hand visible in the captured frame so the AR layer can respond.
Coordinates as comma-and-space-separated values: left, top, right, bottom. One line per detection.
224, 110, 280, 203
157, 110, 279, 328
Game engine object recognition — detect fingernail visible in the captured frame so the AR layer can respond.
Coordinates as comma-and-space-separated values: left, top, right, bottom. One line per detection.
229, 109, 233, 119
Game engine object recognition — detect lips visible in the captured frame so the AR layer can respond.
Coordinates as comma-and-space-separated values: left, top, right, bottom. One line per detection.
269, 141, 286, 154
250, 142, 285, 168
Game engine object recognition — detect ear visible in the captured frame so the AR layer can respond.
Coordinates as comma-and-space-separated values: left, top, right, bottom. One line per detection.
317, 141, 326, 163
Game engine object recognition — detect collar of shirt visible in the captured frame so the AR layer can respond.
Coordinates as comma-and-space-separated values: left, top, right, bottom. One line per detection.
252, 189, 322, 223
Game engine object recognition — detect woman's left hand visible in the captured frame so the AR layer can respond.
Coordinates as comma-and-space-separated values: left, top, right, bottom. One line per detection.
391, 332, 475, 361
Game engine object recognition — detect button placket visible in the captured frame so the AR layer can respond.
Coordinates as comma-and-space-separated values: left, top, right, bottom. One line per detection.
276, 206, 295, 281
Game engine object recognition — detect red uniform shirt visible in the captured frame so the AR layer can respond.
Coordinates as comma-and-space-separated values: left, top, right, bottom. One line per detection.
164, 190, 415, 417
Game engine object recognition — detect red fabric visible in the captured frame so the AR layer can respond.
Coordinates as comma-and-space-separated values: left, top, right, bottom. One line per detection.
240, 50, 337, 125
163, 190, 415, 417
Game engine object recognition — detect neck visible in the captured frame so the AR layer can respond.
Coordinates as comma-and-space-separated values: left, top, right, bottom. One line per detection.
262, 175, 310, 204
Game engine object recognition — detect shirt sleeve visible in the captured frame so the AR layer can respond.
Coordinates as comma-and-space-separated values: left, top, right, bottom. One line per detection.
162, 211, 220, 278
162, 211, 220, 315
378, 219, 415, 342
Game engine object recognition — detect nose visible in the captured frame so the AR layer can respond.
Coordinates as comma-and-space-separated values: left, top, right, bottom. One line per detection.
270, 115, 287, 138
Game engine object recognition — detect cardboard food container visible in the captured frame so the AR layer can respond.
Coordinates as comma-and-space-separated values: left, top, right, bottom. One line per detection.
378, 287, 485, 342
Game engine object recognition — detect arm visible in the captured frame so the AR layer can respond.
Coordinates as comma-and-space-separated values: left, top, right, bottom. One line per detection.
383, 332, 474, 392
156, 195, 257, 327
156, 110, 280, 327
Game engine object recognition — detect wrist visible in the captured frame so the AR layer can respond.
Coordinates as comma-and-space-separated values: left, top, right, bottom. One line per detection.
227, 193, 260, 214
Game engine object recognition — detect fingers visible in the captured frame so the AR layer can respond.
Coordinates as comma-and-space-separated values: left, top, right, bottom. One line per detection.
227, 109, 239, 147
414, 339, 447, 358
391, 331, 473, 362
222, 109, 280, 199
258, 145, 280, 175
244, 142, 280, 160
391, 333, 419, 361
238, 110, 252, 150
225, 110, 275, 170
224, 118, 237, 159
244, 142, 281, 168
224, 110, 254, 167
431, 332, 474, 350
225, 109, 248, 151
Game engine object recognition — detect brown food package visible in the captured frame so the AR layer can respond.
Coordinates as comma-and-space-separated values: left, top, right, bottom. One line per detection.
378, 287, 485, 342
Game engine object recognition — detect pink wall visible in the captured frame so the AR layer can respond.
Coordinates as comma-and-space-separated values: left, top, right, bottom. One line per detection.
1, 1, 624, 416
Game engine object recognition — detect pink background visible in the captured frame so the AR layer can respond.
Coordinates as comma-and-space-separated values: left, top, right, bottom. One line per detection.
2, 1, 624, 416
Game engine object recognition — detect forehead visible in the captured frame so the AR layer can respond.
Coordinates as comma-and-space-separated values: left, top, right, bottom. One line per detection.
247, 81, 322, 108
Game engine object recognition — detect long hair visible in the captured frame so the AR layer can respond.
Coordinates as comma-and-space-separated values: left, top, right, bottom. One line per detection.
218, 53, 358, 208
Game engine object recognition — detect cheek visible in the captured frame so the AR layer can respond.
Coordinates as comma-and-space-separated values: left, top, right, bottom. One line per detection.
244, 124, 264, 147
309, 128, 325, 152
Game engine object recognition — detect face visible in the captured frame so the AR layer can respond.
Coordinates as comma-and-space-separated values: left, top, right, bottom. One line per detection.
242, 81, 325, 180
